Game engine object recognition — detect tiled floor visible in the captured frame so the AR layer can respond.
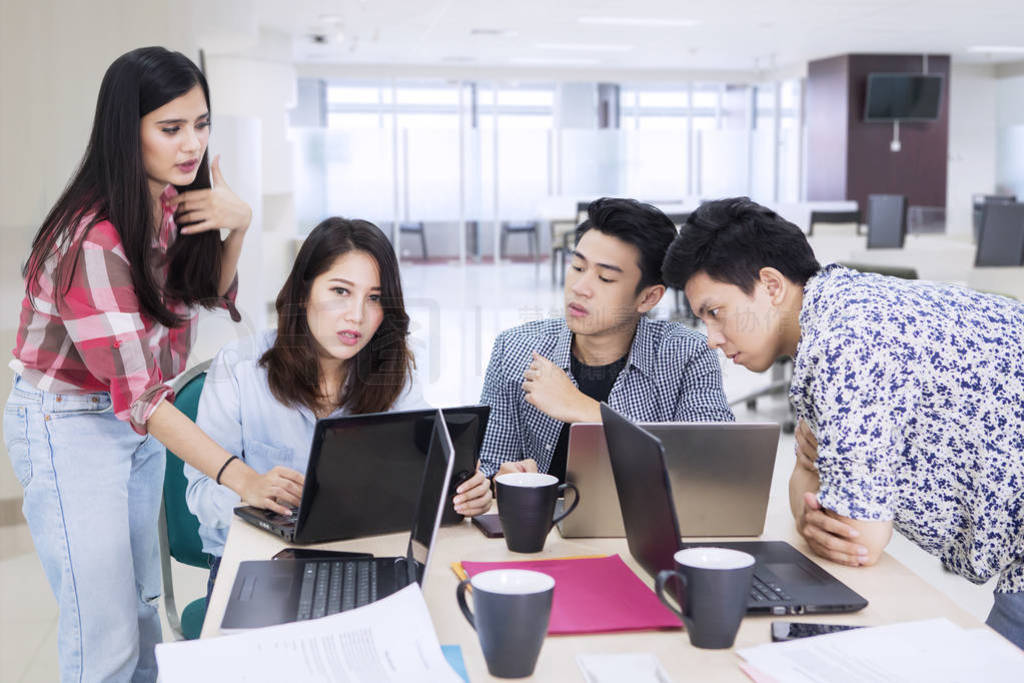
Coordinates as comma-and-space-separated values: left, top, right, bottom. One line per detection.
0, 231, 1005, 680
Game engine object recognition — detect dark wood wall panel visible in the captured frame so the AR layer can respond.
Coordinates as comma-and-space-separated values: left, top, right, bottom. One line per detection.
806, 53, 950, 212
846, 54, 950, 210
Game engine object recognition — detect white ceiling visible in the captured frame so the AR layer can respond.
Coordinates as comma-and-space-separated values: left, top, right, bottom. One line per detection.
227, 0, 1024, 72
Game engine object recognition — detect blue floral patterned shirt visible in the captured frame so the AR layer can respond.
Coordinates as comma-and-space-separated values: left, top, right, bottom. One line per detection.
790, 264, 1024, 592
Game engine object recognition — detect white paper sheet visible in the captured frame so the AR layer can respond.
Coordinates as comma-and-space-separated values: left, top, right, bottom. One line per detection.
577, 653, 674, 683
156, 584, 461, 683
737, 618, 1024, 683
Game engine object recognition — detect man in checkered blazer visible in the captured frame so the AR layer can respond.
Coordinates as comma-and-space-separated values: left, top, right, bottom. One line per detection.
479, 198, 733, 482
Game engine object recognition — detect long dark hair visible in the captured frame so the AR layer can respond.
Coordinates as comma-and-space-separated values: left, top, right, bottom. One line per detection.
260, 217, 414, 414
24, 46, 222, 328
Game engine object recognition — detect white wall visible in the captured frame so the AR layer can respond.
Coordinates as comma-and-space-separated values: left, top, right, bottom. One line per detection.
995, 73, 1024, 200
0, 0, 198, 236
945, 63, 998, 239
204, 28, 298, 316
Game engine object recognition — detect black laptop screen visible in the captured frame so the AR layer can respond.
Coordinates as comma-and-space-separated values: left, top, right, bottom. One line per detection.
601, 403, 684, 578
409, 413, 454, 567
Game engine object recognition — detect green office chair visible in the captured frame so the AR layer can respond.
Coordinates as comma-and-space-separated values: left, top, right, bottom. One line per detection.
158, 360, 213, 640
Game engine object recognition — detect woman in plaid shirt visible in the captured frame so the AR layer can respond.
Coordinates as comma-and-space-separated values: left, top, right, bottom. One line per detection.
3, 48, 300, 682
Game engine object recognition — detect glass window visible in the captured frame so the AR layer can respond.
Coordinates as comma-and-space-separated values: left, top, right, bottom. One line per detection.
756, 85, 776, 113
495, 114, 553, 130
692, 86, 719, 110
327, 112, 384, 129
497, 89, 554, 107
637, 90, 689, 108
781, 79, 801, 111
692, 115, 717, 131
637, 115, 686, 131
395, 87, 459, 106
397, 113, 458, 130
326, 85, 380, 105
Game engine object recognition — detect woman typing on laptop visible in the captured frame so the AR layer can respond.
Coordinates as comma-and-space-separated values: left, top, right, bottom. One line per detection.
184, 217, 493, 599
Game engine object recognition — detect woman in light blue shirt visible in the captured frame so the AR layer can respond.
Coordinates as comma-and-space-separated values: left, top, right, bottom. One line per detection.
184, 217, 493, 595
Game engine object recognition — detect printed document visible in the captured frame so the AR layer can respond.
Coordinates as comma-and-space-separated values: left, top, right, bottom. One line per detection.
156, 584, 461, 683
737, 618, 1023, 683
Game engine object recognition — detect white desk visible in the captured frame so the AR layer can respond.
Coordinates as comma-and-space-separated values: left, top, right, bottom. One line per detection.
201, 503, 1012, 681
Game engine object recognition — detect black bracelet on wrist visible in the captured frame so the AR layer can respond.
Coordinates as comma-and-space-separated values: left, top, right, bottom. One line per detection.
216, 455, 239, 486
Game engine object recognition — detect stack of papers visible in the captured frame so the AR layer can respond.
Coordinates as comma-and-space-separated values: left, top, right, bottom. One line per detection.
737, 618, 1024, 683
155, 585, 461, 683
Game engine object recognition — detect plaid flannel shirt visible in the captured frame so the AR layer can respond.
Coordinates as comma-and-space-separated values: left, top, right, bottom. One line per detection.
10, 186, 239, 435
478, 316, 734, 476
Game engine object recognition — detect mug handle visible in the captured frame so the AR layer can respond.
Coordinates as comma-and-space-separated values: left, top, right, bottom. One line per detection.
655, 569, 688, 622
456, 577, 476, 631
552, 482, 581, 524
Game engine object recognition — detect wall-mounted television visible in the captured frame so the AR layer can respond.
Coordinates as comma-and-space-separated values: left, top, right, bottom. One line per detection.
863, 73, 943, 122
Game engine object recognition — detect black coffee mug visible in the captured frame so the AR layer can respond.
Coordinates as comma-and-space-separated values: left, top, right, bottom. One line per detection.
456, 569, 555, 678
495, 473, 580, 553
655, 547, 755, 649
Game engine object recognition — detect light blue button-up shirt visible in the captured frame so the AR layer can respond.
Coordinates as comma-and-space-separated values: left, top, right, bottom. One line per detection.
184, 331, 429, 556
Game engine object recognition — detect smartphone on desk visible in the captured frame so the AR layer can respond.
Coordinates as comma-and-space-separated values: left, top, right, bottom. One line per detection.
471, 514, 504, 538
771, 621, 864, 642
271, 548, 374, 561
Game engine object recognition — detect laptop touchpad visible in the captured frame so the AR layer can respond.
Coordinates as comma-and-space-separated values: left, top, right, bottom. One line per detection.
765, 562, 827, 585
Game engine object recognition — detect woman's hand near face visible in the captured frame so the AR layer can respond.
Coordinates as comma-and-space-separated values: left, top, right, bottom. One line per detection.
453, 468, 493, 517
169, 155, 252, 235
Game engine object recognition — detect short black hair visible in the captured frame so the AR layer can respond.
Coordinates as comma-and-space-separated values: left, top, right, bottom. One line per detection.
662, 197, 821, 294
575, 197, 678, 291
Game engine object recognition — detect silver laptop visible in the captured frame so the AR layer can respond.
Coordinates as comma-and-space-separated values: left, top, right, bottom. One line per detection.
557, 422, 780, 538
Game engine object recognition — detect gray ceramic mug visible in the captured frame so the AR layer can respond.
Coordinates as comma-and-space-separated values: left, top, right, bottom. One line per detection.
456, 569, 554, 678
655, 547, 755, 649
495, 472, 580, 553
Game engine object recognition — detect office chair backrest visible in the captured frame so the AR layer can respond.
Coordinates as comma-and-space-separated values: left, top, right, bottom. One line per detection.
164, 368, 212, 569
976, 203, 1024, 267
975, 194, 1016, 208
866, 194, 907, 249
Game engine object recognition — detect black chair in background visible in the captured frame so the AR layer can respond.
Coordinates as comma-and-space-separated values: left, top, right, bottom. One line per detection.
551, 202, 589, 285
808, 209, 863, 236
972, 195, 1016, 244
975, 203, 1024, 267
399, 221, 428, 260
866, 194, 907, 249
501, 221, 540, 261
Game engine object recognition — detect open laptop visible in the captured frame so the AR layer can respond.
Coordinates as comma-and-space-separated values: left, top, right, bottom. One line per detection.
234, 405, 488, 543
601, 403, 867, 616
557, 422, 779, 538
221, 409, 455, 630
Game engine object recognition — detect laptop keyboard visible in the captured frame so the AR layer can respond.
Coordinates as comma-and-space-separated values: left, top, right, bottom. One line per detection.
297, 560, 378, 620
750, 573, 793, 602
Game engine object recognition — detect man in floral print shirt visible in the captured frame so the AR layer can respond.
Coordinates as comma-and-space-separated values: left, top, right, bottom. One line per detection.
662, 196, 1024, 649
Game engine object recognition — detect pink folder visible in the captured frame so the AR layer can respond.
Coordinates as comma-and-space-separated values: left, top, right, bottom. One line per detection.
460, 554, 683, 635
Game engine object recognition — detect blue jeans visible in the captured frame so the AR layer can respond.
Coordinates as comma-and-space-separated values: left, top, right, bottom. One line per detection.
205, 555, 221, 607
4, 375, 164, 682
988, 591, 1024, 650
